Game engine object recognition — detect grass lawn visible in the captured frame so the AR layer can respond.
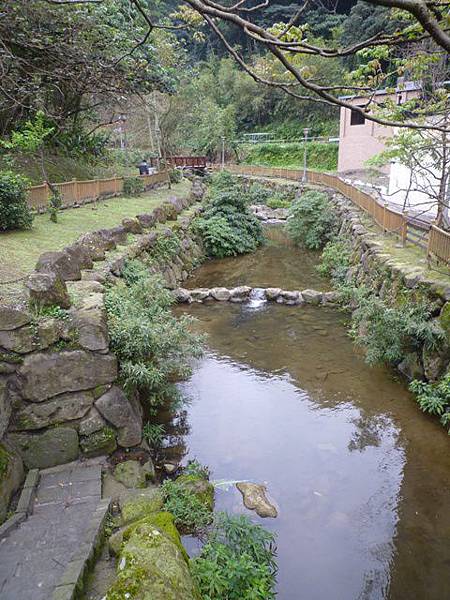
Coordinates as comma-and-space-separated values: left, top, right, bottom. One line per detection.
0, 180, 190, 285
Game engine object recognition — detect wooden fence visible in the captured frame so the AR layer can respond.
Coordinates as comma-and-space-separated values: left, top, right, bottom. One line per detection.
224, 164, 450, 266
27, 171, 169, 213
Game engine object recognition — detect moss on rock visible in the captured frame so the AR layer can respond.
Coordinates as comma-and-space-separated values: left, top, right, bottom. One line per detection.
106, 516, 200, 600
0, 444, 9, 481
121, 488, 164, 525
80, 426, 117, 457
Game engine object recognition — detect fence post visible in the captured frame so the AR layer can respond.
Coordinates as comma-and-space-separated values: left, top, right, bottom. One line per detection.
73, 178, 80, 204
383, 202, 388, 233
96, 178, 100, 200
401, 210, 408, 246
426, 222, 436, 266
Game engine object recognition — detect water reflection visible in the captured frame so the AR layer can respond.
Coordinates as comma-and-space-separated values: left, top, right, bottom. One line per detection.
165, 302, 450, 599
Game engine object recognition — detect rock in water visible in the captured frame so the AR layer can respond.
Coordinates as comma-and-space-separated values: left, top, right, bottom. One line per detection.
236, 482, 278, 518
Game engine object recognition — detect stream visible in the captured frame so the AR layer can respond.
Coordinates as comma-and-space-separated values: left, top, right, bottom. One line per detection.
166, 225, 450, 599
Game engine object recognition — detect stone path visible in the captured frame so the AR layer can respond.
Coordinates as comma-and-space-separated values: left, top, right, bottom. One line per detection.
0, 462, 108, 600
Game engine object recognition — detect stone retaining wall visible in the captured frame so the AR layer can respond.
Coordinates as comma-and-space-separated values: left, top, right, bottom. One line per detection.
0, 178, 207, 509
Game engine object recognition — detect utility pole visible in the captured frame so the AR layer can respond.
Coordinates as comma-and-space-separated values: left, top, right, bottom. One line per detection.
302, 128, 310, 183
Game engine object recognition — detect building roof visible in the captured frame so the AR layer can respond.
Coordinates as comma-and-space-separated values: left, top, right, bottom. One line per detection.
339, 80, 421, 101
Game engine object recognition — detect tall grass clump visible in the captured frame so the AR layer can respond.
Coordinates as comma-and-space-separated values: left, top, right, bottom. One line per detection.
104, 260, 204, 407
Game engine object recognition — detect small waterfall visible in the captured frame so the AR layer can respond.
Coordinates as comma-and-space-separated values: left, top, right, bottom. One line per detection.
247, 287, 267, 308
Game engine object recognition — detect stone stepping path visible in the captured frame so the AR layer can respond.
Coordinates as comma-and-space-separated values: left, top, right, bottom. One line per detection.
0, 462, 109, 600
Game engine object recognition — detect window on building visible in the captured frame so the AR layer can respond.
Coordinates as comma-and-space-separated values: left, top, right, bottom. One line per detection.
350, 107, 366, 126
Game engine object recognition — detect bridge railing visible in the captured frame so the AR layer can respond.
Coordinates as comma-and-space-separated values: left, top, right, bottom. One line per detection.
222, 163, 450, 266
27, 171, 169, 213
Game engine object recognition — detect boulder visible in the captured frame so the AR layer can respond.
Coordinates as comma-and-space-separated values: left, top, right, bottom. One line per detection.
95, 386, 142, 447
230, 286, 252, 302
114, 460, 152, 489
0, 318, 61, 354
422, 346, 449, 382
265, 288, 281, 301
190, 288, 210, 302
35, 251, 82, 281
65, 243, 94, 271
134, 232, 158, 254
173, 288, 192, 303
277, 290, 301, 305
137, 213, 156, 228
73, 307, 109, 352
81, 270, 107, 284
210, 287, 231, 301
301, 289, 322, 305
17, 351, 117, 402
8, 427, 79, 469
106, 515, 199, 600
26, 272, 71, 309
168, 196, 184, 213
106, 226, 128, 246
152, 206, 167, 224
11, 390, 93, 431
236, 482, 278, 518
80, 426, 117, 457
122, 217, 143, 234
0, 305, 31, 331
79, 407, 106, 436
0, 443, 24, 523
322, 291, 341, 305
175, 473, 214, 512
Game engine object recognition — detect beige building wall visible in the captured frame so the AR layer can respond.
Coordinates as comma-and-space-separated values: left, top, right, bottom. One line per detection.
338, 96, 393, 173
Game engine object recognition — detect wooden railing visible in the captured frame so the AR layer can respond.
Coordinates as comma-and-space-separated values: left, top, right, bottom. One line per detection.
224, 164, 450, 266
27, 171, 169, 212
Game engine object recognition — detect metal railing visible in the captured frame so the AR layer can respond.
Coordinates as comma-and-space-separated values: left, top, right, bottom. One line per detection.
27, 171, 169, 212
224, 164, 450, 266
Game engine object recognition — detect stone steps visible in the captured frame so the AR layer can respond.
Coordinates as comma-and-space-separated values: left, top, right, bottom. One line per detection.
0, 462, 109, 600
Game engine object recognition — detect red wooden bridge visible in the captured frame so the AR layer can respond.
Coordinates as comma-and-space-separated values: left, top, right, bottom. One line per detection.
149, 156, 208, 170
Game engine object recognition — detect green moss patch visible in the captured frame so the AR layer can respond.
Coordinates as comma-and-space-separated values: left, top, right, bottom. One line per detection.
121, 488, 164, 525
0, 444, 10, 481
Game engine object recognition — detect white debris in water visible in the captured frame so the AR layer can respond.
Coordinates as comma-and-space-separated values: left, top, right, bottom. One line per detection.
119, 557, 126, 571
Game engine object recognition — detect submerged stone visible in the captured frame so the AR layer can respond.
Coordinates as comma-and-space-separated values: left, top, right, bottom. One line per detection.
236, 482, 278, 518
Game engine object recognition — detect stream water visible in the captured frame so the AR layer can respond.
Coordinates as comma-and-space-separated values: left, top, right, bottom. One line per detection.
166, 226, 450, 600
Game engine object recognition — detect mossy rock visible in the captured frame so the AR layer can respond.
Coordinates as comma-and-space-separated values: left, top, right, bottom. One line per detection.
175, 474, 214, 511
80, 426, 117, 457
106, 517, 200, 600
114, 460, 148, 489
0, 444, 9, 482
111, 511, 189, 563
120, 488, 164, 525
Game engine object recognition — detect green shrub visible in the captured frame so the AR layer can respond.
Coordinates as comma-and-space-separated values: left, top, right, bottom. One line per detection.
0, 170, 33, 231
169, 169, 182, 184
286, 190, 338, 250
104, 260, 204, 403
142, 422, 165, 447
123, 176, 145, 196
191, 512, 277, 600
245, 182, 273, 205
196, 174, 263, 258
243, 141, 338, 171
349, 289, 445, 367
266, 196, 291, 209
410, 374, 450, 429
317, 235, 352, 284
161, 474, 213, 534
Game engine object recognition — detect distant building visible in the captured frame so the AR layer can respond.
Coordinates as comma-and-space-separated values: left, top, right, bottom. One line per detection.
337, 82, 420, 173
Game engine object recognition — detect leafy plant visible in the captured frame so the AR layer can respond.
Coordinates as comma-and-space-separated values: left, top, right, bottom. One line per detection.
286, 190, 338, 250
161, 477, 213, 534
349, 289, 445, 367
0, 170, 33, 231
105, 260, 204, 403
191, 512, 277, 600
266, 195, 291, 209
317, 235, 352, 284
169, 169, 182, 183
123, 176, 145, 196
196, 173, 263, 258
185, 459, 211, 479
410, 374, 450, 428
142, 422, 165, 447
